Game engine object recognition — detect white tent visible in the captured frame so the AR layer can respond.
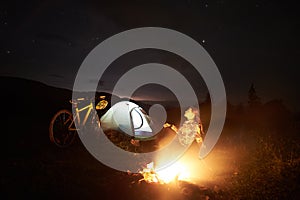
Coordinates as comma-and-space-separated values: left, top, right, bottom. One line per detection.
100, 101, 154, 139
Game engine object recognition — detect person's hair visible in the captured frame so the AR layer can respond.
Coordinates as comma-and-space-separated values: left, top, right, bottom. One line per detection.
188, 107, 200, 123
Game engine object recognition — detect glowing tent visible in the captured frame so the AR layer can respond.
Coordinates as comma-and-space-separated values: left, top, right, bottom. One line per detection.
100, 101, 154, 139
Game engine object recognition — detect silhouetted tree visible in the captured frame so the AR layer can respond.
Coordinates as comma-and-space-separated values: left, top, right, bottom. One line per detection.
248, 83, 261, 107
245, 84, 264, 130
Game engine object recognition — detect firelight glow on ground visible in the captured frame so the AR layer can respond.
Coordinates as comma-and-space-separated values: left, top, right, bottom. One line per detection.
139, 141, 237, 185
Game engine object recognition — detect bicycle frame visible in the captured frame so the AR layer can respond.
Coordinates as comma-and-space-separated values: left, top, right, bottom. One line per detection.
68, 101, 94, 131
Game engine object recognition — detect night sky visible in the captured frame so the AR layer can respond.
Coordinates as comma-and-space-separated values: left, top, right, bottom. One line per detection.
1, 0, 299, 110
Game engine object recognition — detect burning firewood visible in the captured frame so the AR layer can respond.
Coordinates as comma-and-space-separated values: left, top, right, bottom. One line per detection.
139, 161, 190, 184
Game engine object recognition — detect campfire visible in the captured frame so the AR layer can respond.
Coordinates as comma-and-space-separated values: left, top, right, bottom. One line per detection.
137, 142, 215, 185
139, 161, 191, 184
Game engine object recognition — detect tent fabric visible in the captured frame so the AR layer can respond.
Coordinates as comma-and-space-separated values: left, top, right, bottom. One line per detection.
100, 101, 154, 139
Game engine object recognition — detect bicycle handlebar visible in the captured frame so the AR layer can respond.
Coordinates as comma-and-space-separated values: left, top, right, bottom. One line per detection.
70, 98, 90, 104
70, 96, 105, 104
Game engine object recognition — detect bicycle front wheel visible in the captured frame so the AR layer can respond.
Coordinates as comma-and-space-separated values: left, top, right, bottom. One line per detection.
49, 109, 77, 147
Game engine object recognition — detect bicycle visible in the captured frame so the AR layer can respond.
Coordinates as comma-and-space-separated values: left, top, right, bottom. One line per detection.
49, 96, 108, 147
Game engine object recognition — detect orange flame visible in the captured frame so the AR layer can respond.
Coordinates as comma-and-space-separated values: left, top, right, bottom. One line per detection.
139, 161, 191, 184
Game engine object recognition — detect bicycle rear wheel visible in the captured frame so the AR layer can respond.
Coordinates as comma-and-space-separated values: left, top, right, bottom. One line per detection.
49, 109, 77, 147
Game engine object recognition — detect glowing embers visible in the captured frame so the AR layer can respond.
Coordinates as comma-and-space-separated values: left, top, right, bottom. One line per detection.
139, 161, 191, 184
